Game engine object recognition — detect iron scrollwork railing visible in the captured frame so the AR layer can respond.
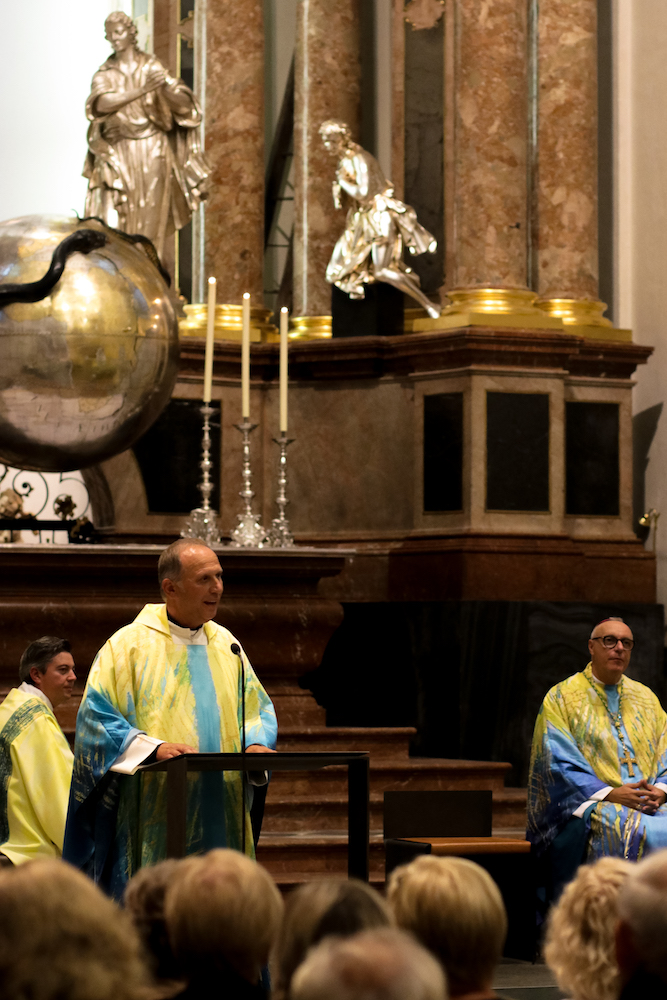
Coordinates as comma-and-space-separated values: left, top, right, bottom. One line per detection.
0, 465, 95, 543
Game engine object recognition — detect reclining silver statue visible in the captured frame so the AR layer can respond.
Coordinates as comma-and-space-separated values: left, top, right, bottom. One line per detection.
320, 119, 440, 320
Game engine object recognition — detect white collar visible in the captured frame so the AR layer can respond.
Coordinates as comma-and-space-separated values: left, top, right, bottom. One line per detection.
168, 620, 208, 647
591, 671, 620, 688
18, 681, 54, 712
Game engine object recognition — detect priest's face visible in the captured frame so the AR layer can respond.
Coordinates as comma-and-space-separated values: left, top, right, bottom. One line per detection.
163, 544, 223, 627
588, 620, 634, 685
30, 651, 76, 709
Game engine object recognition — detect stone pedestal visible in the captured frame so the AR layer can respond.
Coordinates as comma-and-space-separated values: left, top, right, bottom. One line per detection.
293, 0, 361, 332
535, 0, 610, 331
205, 0, 265, 302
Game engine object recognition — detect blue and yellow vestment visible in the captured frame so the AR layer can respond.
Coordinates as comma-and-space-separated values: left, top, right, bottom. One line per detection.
63, 604, 277, 897
528, 663, 667, 863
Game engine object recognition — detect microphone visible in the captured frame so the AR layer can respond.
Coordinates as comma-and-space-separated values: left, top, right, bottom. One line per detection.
231, 643, 246, 855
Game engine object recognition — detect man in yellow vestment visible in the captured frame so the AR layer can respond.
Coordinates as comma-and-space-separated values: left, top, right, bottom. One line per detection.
528, 617, 667, 893
0, 637, 76, 865
63, 539, 277, 898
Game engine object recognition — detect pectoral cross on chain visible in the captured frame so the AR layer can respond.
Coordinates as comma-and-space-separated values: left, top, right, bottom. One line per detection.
619, 748, 637, 778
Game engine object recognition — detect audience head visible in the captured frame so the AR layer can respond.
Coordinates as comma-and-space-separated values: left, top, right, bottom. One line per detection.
164, 848, 283, 985
272, 878, 392, 1000
387, 854, 506, 998
544, 856, 631, 1000
616, 848, 667, 986
0, 858, 150, 1000
291, 927, 447, 1000
124, 859, 183, 981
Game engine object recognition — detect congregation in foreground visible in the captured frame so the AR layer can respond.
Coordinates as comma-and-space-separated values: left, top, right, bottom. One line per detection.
2, 846, 667, 1000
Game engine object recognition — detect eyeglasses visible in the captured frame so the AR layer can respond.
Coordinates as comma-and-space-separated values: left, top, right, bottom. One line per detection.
591, 635, 635, 651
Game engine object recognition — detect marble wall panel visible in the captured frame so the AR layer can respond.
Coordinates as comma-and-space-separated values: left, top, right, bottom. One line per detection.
293, 0, 361, 316
445, 0, 529, 289
536, 0, 598, 300
205, 0, 265, 301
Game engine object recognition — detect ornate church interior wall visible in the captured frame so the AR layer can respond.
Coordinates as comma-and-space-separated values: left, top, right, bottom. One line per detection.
619, 0, 667, 621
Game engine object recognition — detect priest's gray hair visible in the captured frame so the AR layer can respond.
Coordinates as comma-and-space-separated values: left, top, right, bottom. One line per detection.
158, 537, 210, 596
291, 928, 448, 1000
19, 636, 71, 683
617, 850, 667, 980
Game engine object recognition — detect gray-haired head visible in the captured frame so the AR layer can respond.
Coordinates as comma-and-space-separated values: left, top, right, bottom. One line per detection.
616, 850, 667, 982
19, 636, 71, 684
157, 538, 210, 598
590, 617, 625, 640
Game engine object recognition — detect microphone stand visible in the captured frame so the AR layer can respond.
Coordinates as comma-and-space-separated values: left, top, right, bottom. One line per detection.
232, 643, 246, 856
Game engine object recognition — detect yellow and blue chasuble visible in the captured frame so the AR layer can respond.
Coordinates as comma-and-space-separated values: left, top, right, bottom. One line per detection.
528, 663, 667, 863
63, 604, 277, 897
0, 686, 73, 864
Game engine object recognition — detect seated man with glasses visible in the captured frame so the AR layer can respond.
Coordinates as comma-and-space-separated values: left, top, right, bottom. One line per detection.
528, 617, 667, 895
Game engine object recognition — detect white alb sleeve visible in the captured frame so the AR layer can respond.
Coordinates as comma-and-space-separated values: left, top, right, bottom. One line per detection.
572, 785, 613, 818
110, 734, 164, 775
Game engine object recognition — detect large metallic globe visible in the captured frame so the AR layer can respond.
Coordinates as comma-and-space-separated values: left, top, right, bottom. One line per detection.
0, 214, 179, 471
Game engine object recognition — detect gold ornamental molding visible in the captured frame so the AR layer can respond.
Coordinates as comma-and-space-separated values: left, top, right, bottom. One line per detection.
407, 288, 563, 332
535, 297, 632, 342
288, 315, 333, 340
179, 303, 278, 342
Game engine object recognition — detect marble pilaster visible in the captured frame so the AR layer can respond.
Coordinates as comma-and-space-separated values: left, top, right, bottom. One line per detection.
292, 0, 361, 327
535, 0, 610, 329
205, 0, 264, 302
446, 0, 529, 291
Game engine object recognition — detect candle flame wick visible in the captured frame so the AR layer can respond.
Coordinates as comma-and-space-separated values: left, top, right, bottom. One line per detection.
208, 276, 216, 285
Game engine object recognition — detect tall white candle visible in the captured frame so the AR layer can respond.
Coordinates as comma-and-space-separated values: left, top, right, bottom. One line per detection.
241, 292, 251, 419
279, 307, 289, 432
203, 277, 216, 403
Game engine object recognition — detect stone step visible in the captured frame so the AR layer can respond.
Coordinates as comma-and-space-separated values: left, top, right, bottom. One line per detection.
256, 832, 386, 879
276, 726, 416, 758
262, 786, 527, 834
267, 685, 327, 728
268, 757, 510, 796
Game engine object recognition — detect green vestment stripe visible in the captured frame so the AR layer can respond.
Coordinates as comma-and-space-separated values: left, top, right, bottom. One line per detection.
0, 701, 50, 843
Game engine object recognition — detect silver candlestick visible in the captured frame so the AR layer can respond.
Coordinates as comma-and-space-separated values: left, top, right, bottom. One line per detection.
229, 420, 267, 547
267, 433, 295, 547
181, 403, 221, 545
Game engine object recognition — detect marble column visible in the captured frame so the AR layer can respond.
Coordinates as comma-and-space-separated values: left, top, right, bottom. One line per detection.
535, 0, 610, 329
292, 0, 361, 337
205, 0, 265, 304
433, 0, 557, 330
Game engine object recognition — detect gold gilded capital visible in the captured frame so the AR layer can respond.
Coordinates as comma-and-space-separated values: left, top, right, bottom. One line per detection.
288, 316, 333, 340
406, 288, 563, 332
535, 298, 632, 342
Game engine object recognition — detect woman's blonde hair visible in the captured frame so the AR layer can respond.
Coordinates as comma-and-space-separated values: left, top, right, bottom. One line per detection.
0, 859, 151, 1000
164, 848, 283, 983
387, 855, 506, 996
544, 857, 632, 1000
271, 878, 392, 1000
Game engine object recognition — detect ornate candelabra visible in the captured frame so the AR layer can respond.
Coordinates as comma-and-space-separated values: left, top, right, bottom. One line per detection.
267, 433, 295, 547
181, 403, 221, 546
229, 420, 267, 547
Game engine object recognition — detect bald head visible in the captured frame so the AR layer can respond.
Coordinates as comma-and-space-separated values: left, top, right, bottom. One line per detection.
588, 617, 633, 686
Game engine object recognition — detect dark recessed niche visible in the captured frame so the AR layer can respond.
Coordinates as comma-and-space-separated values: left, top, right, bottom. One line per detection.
132, 399, 221, 515
566, 401, 619, 516
486, 392, 550, 511
423, 393, 463, 512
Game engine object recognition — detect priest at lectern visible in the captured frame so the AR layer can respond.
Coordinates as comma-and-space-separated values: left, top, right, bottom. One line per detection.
63, 539, 277, 898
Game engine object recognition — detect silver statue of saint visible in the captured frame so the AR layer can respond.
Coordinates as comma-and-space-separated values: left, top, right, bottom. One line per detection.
83, 12, 210, 257
320, 120, 440, 319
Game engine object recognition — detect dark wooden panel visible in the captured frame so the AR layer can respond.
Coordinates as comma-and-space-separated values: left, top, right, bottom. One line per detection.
486, 392, 549, 511
423, 392, 463, 511
566, 401, 619, 516
132, 399, 221, 514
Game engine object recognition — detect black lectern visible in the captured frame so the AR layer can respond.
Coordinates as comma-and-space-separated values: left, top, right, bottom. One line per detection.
140, 751, 371, 881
